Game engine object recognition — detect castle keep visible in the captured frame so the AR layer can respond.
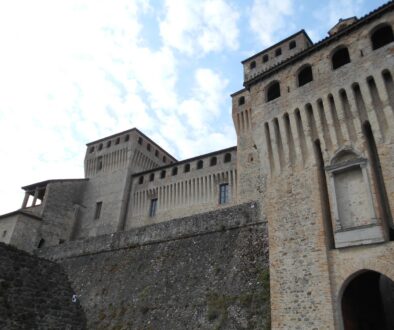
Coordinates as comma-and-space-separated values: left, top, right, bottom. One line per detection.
1, 2, 394, 329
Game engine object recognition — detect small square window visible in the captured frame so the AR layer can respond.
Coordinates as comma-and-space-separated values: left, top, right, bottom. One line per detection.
289, 40, 296, 49
262, 54, 269, 63
275, 48, 282, 57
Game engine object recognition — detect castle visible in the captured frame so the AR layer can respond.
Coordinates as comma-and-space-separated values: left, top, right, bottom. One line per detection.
1, 1, 394, 329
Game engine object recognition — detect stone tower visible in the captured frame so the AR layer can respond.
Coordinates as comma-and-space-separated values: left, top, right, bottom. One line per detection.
232, 2, 394, 328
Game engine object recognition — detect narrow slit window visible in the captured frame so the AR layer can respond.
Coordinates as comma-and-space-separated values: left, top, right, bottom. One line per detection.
94, 202, 102, 220
149, 198, 158, 217
219, 183, 229, 204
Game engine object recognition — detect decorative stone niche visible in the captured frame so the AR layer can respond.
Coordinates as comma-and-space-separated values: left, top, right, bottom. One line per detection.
325, 148, 385, 248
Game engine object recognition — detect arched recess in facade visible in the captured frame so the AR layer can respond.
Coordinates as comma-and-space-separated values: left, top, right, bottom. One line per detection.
340, 269, 394, 330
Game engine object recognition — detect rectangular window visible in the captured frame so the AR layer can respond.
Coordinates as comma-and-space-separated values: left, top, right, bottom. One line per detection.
149, 198, 158, 217
94, 201, 102, 219
219, 183, 229, 204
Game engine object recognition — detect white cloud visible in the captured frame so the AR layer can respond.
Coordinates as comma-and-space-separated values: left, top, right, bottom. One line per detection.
249, 0, 295, 47
160, 0, 240, 55
0, 0, 237, 214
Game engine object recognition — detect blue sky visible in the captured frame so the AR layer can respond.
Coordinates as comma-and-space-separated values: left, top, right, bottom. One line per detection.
0, 0, 388, 213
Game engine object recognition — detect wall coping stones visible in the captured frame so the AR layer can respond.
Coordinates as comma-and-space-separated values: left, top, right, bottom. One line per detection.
35, 201, 264, 261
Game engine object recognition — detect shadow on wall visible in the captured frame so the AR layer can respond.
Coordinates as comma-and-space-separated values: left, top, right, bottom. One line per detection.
0, 242, 86, 330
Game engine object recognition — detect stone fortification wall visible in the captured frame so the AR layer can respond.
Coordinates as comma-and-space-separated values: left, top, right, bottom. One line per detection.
0, 242, 86, 330
37, 202, 270, 330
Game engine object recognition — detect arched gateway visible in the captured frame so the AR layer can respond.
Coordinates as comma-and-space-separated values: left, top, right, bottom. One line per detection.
341, 270, 394, 329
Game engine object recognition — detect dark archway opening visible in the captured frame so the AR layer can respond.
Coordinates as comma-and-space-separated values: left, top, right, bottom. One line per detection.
342, 271, 394, 330
298, 65, 313, 87
371, 25, 394, 50
266, 82, 280, 102
332, 47, 351, 70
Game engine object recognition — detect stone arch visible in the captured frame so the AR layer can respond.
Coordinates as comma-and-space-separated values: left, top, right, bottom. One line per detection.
296, 63, 313, 87
331, 45, 351, 70
370, 23, 394, 50
338, 269, 394, 329
266, 80, 280, 102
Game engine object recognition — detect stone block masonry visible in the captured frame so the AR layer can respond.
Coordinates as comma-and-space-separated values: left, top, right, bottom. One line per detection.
0, 242, 86, 330
37, 203, 270, 330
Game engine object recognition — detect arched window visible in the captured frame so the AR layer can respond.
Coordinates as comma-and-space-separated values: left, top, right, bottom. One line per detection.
89, 147, 94, 153
172, 167, 178, 176
224, 153, 231, 163
266, 81, 281, 102
371, 24, 394, 50
250, 61, 256, 69
115, 137, 120, 145
184, 163, 190, 173
289, 40, 296, 49
238, 96, 245, 106
160, 170, 166, 179
124, 135, 129, 142
332, 47, 351, 70
298, 65, 313, 87
106, 141, 111, 148
197, 160, 203, 169
155, 150, 159, 157
138, 137, 143, 145
262, 54, 269, 63
98, 143, 103, 151
138, 176, 144, 184
147, 143, 151, 151
149, 173, 154, 181
275, 48, 282, 56
163, 156, 167, 163
210, 157, 217, 166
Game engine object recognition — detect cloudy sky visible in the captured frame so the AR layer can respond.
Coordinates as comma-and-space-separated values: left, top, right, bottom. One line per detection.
0, 0, 388, 213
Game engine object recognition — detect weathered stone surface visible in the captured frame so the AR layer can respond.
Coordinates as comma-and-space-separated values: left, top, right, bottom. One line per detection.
0, 242, 86, 330
38, 203, 270, 330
